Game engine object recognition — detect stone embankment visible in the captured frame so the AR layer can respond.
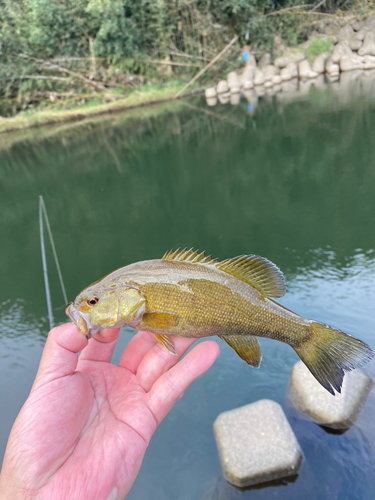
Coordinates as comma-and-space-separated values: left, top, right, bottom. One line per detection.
205, 14, 375, 106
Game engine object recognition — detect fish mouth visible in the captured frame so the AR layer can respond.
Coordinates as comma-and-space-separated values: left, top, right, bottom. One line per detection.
65, 302, 95, 338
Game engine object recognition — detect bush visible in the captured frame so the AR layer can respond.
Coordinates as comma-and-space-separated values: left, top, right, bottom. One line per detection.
0, 0, 372, 101
306, 38, 334, 62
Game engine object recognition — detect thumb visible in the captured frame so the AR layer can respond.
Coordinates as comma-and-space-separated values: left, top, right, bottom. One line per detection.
34, 323, 88, 387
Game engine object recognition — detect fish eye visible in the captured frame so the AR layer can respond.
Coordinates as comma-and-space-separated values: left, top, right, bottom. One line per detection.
87, 297, 99, 306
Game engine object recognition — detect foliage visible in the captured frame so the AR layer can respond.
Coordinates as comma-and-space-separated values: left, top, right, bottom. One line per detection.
0, 0, 373, 105
305, 38, 334, 62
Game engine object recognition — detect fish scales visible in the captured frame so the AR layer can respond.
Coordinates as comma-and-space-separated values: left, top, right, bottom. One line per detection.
127, 260, 308, 344
66, 249, 374, 395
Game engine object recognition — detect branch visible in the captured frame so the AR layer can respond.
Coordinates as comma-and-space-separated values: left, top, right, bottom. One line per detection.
175, 36, 238, 98
17, 75, 68, 81
15, 53, 106, 91
169, 51, 210, 62
311, 0, 328, 12
149, 60, 201, 67
50, 57, 105, 62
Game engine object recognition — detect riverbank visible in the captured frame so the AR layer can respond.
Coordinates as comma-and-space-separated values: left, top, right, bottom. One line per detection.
203, 13, 375, 106
0, 84, 203, 134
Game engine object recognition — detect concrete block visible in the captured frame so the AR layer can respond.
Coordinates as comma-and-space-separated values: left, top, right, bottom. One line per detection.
289, 361, 374, 430
213, 399, 303, 488
217, 92, 230, 104
326, 57, 340, 77
205, 87, 217, 98
227, 71, 240, 90
240, 65, 255, 86
206, 97, 217, 107
254, 85, 265, 96
274, 56, 289, 68
288, 52, 305, 64
242, 79, 254, 90
312, 52, 328, 74
229, 92, 240, 105
253, 69, 265, 86
263, 64, 276, 81
299, 59, 318, 79
217, 80, 229, 94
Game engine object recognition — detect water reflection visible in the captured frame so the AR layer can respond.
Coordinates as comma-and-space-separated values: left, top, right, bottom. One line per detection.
1, 81, 375, 499
206, 70, 375, 117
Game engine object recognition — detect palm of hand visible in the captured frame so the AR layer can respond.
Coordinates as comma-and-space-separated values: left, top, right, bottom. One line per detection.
28, 362, 151, 500
1, 325, 219, 500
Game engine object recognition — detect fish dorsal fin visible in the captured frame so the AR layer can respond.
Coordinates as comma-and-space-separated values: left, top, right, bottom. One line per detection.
162, 248, 218, 265
216, 255, 285, 298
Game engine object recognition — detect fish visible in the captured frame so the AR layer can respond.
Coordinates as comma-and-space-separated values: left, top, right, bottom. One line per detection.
66, 248, 374, 395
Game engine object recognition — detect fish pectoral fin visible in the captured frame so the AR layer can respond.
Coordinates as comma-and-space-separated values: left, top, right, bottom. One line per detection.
153, 334, 177, 355
140, 312, 178, 329
216, 255, 285, 298
219, 334, 262, 368
140, 313, 178, 355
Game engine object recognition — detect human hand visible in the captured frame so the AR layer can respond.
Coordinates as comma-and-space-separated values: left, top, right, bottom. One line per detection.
0, 324, 219, 500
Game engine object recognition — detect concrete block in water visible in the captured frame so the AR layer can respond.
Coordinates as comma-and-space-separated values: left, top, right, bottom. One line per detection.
299, 59, 318, 79
263, 64, 276, 82
227, 71, 240, 90
253, 70, 265, 86
205, 87, 217, 98
213, 399, 303, 488
217, 80, 229, 94
312, 52, 328, 74
289, 361, 374, 430
217, 92, 230, 104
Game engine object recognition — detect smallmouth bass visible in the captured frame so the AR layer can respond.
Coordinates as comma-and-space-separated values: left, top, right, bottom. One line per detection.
66, 248, 374, 394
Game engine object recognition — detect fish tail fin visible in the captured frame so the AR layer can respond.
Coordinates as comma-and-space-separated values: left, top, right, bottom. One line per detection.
294, 322, 374, 395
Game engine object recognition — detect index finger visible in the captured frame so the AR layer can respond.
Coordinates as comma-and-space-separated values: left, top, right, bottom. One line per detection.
78, 328, 120, 363
146, 340, 220, 425
118, 330, 159, 373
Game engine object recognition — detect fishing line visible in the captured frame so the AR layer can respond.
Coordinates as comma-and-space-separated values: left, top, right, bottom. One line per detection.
39, 195, 68, 330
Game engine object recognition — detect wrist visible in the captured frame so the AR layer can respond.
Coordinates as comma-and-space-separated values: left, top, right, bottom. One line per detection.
0, 473, 38, 500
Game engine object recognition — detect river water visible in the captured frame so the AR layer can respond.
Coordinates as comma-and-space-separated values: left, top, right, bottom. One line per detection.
1, 77, 375, 499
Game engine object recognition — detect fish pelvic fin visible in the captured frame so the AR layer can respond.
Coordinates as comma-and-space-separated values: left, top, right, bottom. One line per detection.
294, 322, 374, 395
153, 334, 177, 355
219, 334, 262, 368
216, 255, 285, 298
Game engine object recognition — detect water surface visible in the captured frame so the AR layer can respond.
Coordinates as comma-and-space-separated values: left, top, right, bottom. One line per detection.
1, 78, 375, 499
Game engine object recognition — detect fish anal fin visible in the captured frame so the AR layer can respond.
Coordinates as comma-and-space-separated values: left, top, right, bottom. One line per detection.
216, 255, 285, 298
140, 312, 178, 330
162, 248, 218, 265
219, 334, 262, 368
153, 334, 177, 355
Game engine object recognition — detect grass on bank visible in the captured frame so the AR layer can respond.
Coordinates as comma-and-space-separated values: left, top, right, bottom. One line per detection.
0, 82, 202, 134
0, 98, 190, 152
305, 38, 334, 63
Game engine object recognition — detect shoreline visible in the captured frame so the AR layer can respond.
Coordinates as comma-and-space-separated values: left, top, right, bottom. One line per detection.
0, 85, 203, 134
